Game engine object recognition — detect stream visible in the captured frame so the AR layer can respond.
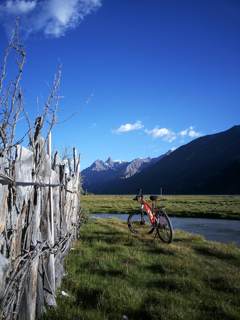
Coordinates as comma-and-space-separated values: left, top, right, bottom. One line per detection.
92, 213, 240, 245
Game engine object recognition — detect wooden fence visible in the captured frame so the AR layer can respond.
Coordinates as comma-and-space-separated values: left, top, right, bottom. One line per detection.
0, 122, 81, 320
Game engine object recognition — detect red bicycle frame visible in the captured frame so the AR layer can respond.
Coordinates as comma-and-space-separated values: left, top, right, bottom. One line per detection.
139, 197, 156, 225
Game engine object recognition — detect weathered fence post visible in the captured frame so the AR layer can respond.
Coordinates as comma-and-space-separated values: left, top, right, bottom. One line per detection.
46, 131, 56, 307
0, 129, 81, 319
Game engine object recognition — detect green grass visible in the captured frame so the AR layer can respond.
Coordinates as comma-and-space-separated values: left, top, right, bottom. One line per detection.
81, 194, 240, 219
43, 219, 240, 320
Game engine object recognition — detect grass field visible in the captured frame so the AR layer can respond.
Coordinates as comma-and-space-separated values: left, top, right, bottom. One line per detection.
43, 218, 240, 320
81, 194, 240, 219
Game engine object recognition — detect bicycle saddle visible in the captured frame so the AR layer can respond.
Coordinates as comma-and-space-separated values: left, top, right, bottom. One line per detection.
150, 195, 159, 201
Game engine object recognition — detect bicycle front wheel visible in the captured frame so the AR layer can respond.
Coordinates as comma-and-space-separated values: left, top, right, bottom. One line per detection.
156, 209, 173, 243
127, 212, 153, 235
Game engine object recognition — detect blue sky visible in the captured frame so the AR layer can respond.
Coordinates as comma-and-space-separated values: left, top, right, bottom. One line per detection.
0, 0, 240, 169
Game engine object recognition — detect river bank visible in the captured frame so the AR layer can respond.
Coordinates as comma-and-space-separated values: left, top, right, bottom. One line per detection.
81, 194, 240, 220
93, 214, 240, 245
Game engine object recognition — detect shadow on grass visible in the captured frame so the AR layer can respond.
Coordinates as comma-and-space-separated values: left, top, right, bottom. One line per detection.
125, 308, 152, 320
145, 247, 175, 256
78, 262, 125, 279
96, 246, 117, 253
194, 245, 239, 261
145, 263, 166, 274
147, 279, 181, 292
200, 301, 239, 320
147, 277, 201, 294
75, 287, 103, 309
90, 268, 124, 278
206, 277, 240, 294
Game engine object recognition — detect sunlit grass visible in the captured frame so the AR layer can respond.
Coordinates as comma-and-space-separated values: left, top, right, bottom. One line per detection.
43, 219, 240, 320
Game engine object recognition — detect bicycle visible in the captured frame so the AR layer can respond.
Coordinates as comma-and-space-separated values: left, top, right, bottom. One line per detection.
127, 189, 173, 243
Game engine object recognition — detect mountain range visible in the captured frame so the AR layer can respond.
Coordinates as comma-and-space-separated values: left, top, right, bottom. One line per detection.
81, 153, 170, 193
81, 125, 240, 194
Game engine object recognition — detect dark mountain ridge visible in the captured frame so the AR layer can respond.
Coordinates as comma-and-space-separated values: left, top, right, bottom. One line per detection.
97, 125, 240, 194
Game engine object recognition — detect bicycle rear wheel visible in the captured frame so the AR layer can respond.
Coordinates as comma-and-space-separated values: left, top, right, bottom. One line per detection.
127, 212, 154, 235
156, 209, 173, 243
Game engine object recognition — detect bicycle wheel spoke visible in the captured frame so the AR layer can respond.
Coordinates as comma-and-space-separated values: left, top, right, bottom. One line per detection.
128, 213, 152, 235
156, 210, 173, 243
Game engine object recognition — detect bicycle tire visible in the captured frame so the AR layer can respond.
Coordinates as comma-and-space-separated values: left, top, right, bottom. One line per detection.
127, 212, 153, 235
156, 209, 173, 243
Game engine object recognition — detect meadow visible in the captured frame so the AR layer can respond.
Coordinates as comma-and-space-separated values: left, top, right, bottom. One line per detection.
43, 218, 240, 320
81, 194, 240, 219
42, 195, 240, 319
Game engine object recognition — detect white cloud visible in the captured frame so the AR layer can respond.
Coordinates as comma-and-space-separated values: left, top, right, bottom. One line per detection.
114, 121, 144, 133
145, 127, 176, 142
113, 122, 202, 143
179, 126, 201, 138
179, 129, 188, 137
188, 128, 201, 138
0, 0, 102, 38
1, 0, 37, 14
